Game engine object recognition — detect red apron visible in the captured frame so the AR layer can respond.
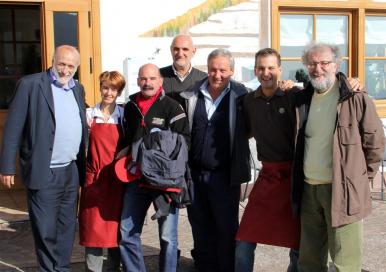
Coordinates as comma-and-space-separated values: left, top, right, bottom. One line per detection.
236, 161, 300, 249
79, 118, 125, 248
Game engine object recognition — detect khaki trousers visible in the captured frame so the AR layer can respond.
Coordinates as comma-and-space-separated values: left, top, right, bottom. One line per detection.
298, 183, 363, 272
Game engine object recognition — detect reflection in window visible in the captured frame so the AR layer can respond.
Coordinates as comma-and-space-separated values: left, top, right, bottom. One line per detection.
54, 12, 79, 80
281, 61, 308, 83
15, 9, 41, 41
365, 60, 386, 99
280, 15, 313, 58
54, 12, 78, 48
0, 6, 41, 109
365, 16, 386, 57
339, 60, 348, 75
316, 15, 348, 56
0, 9, 13, 41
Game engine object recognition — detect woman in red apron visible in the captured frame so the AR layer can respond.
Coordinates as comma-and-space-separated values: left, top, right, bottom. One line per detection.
78, 71, 126, 271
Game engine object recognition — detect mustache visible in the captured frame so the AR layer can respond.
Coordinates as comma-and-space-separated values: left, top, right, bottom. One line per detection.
142, 84, 154, 90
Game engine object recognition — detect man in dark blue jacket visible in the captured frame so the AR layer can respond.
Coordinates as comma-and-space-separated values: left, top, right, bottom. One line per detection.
0, 45, 87, 272
180, 48, 251, 272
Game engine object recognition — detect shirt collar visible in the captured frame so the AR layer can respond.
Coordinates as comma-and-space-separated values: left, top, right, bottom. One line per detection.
172, 64, 193, 81
199, 80, 231, 99
92, 103, 120, 119
254, 86, 285, 99
48, 68, 75, 91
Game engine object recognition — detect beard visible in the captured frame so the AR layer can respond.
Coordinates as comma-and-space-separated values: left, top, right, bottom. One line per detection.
174, 58, 190, 70
52, 66, 75, 86
310, 76, 335, 93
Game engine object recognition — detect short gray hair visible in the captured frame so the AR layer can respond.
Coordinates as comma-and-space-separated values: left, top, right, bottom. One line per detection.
301, 42, 341, 65
207, 48, 235, 70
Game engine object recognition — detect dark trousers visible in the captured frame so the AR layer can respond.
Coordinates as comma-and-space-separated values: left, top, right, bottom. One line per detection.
187, 169, 240, 272
27, 162, 79, 272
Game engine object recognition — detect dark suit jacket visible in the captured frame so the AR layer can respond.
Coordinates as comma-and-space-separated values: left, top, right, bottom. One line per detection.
0, 70, 87, 189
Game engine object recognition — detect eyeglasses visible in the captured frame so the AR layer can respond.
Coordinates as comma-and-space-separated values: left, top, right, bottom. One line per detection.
306, 61, 334, 69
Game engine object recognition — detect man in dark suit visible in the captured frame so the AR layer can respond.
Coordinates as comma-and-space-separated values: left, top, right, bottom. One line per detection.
0, 45, 87, 272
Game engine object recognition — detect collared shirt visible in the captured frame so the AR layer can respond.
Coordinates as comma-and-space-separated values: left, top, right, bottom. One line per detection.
86, 103, 124, 127
243, 86, 296, 162
199, 80, 231, 120
172, 64, 193, 82
48, 68, 76, 91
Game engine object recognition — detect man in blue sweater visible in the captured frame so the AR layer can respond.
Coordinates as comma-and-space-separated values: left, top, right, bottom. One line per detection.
0, 45, 87, 271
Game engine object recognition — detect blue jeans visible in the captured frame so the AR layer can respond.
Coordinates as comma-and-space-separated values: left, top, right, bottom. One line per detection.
119, 181, 179, 272
235, 241, 256, 272
235, 241, 299, 272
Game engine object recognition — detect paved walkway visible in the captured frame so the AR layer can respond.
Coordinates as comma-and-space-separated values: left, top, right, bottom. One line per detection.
1, 198, 386, 272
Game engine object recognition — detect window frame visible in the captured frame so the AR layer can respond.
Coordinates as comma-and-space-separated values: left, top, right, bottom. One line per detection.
271, 0, 386, 117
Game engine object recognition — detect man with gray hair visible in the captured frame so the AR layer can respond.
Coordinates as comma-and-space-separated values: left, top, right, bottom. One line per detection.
0, 45, 87, 271
292, 42, 384, 271
180, 48, 251, 271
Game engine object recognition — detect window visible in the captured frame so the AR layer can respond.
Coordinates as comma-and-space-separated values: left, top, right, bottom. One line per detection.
279, 13, 350, 83
53, 12, 79, 48
0, 5, 41, 109
365, 15, 386, 99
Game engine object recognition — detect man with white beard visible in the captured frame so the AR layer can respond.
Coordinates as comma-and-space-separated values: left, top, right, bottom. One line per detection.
292, 42, 385, 272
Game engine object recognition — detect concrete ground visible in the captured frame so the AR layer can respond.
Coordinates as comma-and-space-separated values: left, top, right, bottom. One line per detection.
1, 197, 386, 272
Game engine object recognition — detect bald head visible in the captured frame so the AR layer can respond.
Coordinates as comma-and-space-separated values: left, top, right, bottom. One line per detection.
52, 45, 80, 87
170, 34, 196, 71
138, 63, 160, 77
53, 45, 80, 66
171, 34, 194, 49
137, 63, 163, 98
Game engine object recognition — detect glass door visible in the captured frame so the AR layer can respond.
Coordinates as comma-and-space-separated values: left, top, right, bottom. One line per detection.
44, 0, 95, 104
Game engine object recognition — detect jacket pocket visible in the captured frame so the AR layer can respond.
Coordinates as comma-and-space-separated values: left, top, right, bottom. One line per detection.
346, 176, 360, 215
362, 124, 383, 149
338, 121, 360, 145
345, 171, 367, 215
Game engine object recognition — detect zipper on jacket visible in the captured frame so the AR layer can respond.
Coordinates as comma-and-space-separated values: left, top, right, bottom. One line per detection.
128, 94, 165, 133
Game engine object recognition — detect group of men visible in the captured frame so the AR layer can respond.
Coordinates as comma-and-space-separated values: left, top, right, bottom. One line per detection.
0, 33, 384, 272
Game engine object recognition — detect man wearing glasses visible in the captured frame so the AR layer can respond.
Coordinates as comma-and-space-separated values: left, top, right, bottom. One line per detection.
292, 42, 384, 272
